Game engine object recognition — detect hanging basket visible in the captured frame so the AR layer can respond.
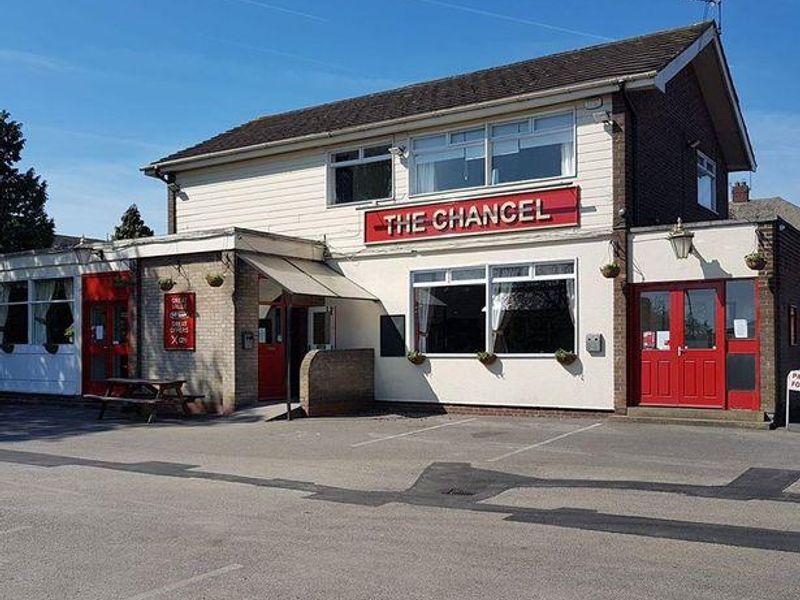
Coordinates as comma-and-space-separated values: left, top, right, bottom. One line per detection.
158, 277, 176, 292
744, 251, 766, 271
476, 351, 498, 365
599, 263, 621, 279
205, 273, 225, 288
554, 349, 577, 366
407, 351, 426, 365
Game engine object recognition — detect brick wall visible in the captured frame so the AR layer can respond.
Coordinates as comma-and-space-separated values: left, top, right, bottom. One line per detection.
628, 65, 729, 227
139, 252, 237, 411
299, 349, 374, 417
757, 223, 777, 415
233, 256, 259, 407
775, 220, 800, 422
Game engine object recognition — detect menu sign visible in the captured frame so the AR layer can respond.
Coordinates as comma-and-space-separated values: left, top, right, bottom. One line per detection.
164, 293, 196, 351
364, 187, 580, 244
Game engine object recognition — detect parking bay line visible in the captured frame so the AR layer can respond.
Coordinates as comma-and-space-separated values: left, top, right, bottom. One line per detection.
123, 564, 243, 600
351, 418, 478, 448
486, 422, 603, 462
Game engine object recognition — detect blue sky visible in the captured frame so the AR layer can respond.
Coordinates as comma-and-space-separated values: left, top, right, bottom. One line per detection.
3, 0, 799, 238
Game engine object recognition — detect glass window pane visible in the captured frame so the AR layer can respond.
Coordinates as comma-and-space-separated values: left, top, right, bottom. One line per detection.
0, 281, 28, 303
334, 160, 391, 204
491, 121, 528, 137
698, 170, 715, 210
363, 144, 391, 158
414, 148, 485, 194
413, 271, 446, 284
491, 265, 529, 279
491, 139, 573, 184
640, 291, 670, 350
492, 280, 575, 354
535, 112, 573, 131
33, 300, 74, 344
34, 278, 72, 301
535, 262, 574, 277
112, 305, 128, 344
333, 150, 359, 163
727, 354, 756, 391
451, 267, 485, 281
684, 289, 717, 349
413, 134, 446, 151
0, 304, 28, 344
450, 128, 484, 144
415, 284, 486, 353
726, 280, 755, 339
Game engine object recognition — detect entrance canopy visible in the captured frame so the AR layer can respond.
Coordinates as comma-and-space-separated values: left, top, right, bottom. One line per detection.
240, 253, 376, 301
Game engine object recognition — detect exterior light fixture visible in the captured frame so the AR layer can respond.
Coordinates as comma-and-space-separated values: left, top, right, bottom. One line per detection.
388, 145, 407, 158
73, 237, 104, 264
668, 218, 694, 260
591, 110, 612, 125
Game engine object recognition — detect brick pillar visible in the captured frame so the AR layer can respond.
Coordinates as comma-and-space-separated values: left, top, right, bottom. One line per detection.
233, 254, 260, 408
757, 223, 777, 415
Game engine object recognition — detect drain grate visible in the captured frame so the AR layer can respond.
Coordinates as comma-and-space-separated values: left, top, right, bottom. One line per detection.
442, 488, 475, 496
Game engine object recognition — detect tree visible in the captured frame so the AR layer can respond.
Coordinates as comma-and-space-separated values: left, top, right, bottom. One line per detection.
112, 204, 154, 240
0, 110, 55, 253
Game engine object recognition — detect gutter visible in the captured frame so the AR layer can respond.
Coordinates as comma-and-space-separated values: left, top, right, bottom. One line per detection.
143, 72, 657, 175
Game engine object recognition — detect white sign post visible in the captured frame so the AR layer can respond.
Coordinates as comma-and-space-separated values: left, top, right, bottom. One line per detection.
787, 370, 800, 429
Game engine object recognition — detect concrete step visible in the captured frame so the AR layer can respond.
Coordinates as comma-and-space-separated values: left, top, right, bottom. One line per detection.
610, 414, 772, 430
245, 401, 303, 422
626, 406, 766, 422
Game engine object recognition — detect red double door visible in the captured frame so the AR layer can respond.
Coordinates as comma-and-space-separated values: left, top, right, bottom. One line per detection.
637, 282, 727, 408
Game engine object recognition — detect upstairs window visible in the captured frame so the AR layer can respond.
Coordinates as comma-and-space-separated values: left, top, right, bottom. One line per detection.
0, 281, 29, 345
330, 143, 392, 205
697, 151, 717, 212
412, 128, 486, 195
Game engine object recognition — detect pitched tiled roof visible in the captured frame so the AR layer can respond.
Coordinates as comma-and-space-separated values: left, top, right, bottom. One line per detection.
730, 197, 800, 230
154, 21, 714, 166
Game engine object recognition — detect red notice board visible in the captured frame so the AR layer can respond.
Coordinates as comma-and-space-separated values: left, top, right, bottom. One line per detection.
164, 292, 196, 351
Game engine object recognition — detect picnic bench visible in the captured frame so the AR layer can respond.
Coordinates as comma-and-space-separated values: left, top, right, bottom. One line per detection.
83, 378, 204, 423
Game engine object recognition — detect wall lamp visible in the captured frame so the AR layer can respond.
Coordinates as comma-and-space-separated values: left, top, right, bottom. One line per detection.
388, 145, 407, 158
592, 110, 613, 126
73, 237, 105, 264
668, 218, 694, 260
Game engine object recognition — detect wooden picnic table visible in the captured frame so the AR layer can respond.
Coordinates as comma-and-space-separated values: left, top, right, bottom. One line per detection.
85, 377, 202, 423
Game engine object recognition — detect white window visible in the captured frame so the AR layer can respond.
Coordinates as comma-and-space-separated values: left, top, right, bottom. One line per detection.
697, 151, 717, 212
31, 278, 74, 345
0, 281, 29, 345
410, 110, 576, 196
411, 128, 486, 195
330, 143, 392, 205
411, 260, 577, 355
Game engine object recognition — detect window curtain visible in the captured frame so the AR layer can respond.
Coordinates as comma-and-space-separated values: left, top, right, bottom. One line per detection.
491, 284, 511, 353
0, 285, 9, 344
33, 279, 56, 344
566, 279, 577, 326
415, 161, 436, 194
416, 287, 433, 353
561, 141, 575, 176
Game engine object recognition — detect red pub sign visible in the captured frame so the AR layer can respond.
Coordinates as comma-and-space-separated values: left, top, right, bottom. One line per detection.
164, 292, 196, 351
364, 187, 580, 244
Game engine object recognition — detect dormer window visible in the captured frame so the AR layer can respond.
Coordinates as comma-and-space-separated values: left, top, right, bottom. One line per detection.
697, 151, 717, 212
329, 143, 392, 205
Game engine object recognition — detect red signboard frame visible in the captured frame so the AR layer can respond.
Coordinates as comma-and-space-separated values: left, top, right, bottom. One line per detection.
164, 292, 196, 351
364, 187, 580, 244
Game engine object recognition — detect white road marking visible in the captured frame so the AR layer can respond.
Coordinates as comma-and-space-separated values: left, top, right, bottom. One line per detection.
351, 418, 477, 448
0, 526, 32, 536
486, 422, 603, 462
123, 564, 243, 600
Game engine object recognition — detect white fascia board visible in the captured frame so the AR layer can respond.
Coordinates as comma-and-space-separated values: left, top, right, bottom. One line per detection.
145, 73, 656, 174
654, 26, 756, 172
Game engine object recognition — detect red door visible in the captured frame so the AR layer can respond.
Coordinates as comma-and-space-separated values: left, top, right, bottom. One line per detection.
637, 283, 725, 408
83, 301, 130, 394
258, 302, 286, 400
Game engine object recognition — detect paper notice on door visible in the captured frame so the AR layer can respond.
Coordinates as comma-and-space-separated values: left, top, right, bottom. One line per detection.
656, 330, 671, 350
642, 331, 655, 350
733, 319, 749, 339
94, 325, 104, 341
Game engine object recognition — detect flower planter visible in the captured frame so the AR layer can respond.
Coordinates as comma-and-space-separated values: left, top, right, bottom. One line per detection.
43, 343, 59, 355
407, 351, 426, 365
600, 263, 621, 279
1, 342, 14, 354
476, 352, 498, 365
158, 278, 176, 292
554, 349, 577, 366
205, 273, 225, 288
745, 253, 766, 271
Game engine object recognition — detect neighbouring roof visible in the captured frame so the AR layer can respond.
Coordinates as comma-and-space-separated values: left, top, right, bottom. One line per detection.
152, 22, 717, 167
730, 197, 800, 230
51, 234, 101, 249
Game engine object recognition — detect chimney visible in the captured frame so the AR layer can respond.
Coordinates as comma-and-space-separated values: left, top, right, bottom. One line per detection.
732, 181, 750, 203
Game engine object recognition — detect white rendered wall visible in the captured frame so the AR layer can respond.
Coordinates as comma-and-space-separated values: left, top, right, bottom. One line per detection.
630, 223, 758, 284
328, 236, 615, 410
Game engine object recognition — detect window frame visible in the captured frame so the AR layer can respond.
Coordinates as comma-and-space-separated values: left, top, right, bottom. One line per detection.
696, 150, 718, 213
327, 141, 394, 207
409, 259, 578, 358
0, 280, 30, 345
30, 277, 76, 346
409, 107, 577, 199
